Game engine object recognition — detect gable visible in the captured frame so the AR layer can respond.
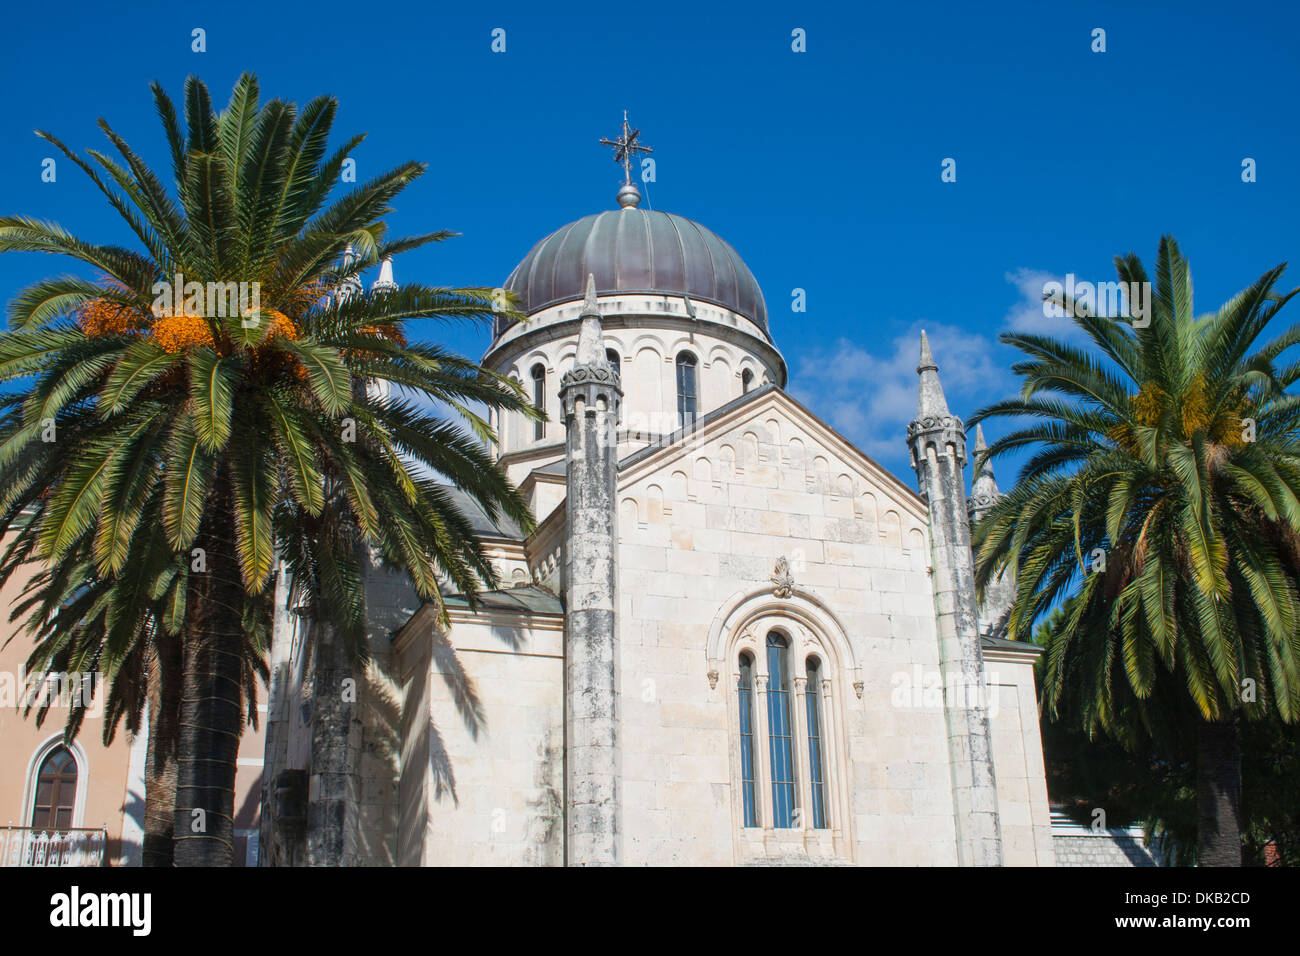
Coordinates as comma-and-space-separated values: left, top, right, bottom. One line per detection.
617, 387, 930, 554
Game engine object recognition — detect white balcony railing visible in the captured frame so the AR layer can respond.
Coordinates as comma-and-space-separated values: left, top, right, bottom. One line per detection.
0, 825, 107, 867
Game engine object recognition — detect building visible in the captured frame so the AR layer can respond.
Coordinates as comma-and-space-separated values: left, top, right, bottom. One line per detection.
259, 149, 1058, 865
1, 125, 1156, 868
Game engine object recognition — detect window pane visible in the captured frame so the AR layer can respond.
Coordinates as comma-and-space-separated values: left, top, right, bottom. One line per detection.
766, 633, 796, 828
531, 365, 545, 440
31, 746, 77, 830
737, 655, 757, 827
676, 353, 697, 428
805, 659, 828, 829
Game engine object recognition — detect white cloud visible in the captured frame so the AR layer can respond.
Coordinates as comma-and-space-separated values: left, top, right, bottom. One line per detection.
775, 266, 1134, 475
789, 320, 1009, 467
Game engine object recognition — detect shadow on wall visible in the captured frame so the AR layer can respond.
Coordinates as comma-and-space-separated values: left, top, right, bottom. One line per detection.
422, 625, 490, 803
356, 659, 401, 866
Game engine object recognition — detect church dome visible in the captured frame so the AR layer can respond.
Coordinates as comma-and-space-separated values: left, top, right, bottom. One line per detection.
498, 206, 769, 339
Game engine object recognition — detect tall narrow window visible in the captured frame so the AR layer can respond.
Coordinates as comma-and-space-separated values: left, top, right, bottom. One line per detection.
31, 746, 77, 830
805, 657, 828, 829
606, 348, 621, 377
741, 368, 754, 394
531, 363, 546, 441
737, 653, 757, 827
675, 352, 697, 428
766, 632, 796, 828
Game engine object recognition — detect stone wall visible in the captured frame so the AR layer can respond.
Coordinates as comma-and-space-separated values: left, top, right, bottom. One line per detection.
615, 389, 958, 864
395, 610, 565, 866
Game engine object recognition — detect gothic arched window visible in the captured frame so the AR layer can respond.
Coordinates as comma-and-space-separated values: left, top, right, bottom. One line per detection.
741, 368, 754, 394
31, 746, 78, 830
606, 349, 621, 377
530, 363, 546, 440
737, 653, 758, 827
726, 616, 847, 843
675, 352, 698, 428
766, 632, 796, 828
805, 657, 828, 829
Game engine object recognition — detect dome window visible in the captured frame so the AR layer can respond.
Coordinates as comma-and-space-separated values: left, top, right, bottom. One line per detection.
675, 352, 698, 428
531, 364, 546, 440
741, 368, 754, 394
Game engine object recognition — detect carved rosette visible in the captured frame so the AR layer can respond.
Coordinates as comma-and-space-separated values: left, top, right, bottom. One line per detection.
559, 363, 622, 419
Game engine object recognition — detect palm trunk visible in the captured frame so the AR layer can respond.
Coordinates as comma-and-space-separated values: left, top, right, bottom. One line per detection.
1196, 716, 1242, 866
307, 621, 359, 866
173, 475, 246, 867
141, 631, 181, 866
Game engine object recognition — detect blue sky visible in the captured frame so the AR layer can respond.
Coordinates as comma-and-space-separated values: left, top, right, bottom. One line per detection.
1, 0, 1297, 482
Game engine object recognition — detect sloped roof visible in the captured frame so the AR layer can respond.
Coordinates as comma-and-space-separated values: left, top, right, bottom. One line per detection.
437, 483, 525, 541
442, 584, 562, 615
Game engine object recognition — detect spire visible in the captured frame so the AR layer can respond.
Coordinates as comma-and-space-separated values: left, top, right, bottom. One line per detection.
916, 330, 950, 418
574, 274, 608, 366
337, 244, 363, 302
970, 424, 1000, 499
371, 256, 396, 293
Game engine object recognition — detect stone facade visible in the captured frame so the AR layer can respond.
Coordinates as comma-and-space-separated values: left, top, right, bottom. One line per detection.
259, 195, 1077, 868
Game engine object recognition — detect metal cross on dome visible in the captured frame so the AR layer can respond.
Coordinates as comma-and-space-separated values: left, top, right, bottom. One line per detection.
599, 110, 653, 186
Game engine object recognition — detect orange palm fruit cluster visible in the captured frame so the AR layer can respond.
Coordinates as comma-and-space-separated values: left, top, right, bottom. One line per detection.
77, 297, 144, 337
151, 311, 215, 353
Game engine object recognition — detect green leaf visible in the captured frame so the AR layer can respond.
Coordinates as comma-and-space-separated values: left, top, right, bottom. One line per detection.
188, 347, 235, 450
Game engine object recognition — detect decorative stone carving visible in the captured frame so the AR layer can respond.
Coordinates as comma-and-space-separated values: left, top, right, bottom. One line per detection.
707, 669, 719, 690
906, 414, 964, 436
559, 363, 621, 389
771, 556, 795, 598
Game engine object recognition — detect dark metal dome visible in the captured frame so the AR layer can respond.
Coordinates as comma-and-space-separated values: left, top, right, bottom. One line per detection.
498, 208, 769, 339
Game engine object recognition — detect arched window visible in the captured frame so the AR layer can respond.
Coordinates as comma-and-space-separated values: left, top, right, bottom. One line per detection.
805, 657, 828, 829
675, 352, 698, 428
606, 348, 621, 377
741, 368, 754, 394
31, 746, 78, 830
737, 653, 757, 827
766, 632, 796, 828
723, 607, 850, 846
530, 363, 546, 441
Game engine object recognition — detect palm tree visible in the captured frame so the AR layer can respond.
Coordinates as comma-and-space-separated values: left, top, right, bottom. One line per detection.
5, 495, 265, 865
972, 236, 1300, 866
0, 73, 536, 865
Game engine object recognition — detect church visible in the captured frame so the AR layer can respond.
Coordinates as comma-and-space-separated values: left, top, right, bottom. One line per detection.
257, 122, 1065, 868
